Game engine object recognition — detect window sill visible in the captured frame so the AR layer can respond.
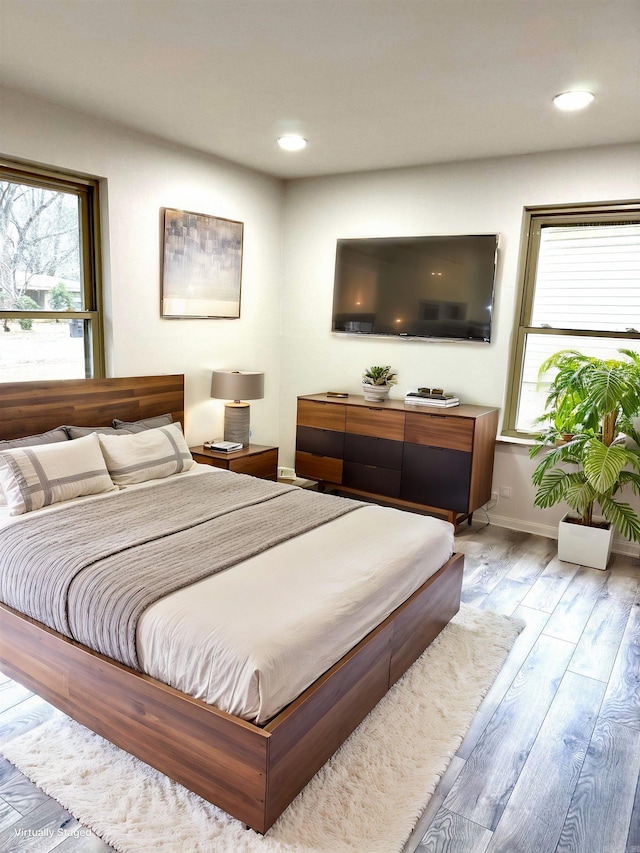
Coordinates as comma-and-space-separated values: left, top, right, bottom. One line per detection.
496, 433, 536, 447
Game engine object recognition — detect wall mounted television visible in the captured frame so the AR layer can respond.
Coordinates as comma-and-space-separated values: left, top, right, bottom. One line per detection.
331, 234, 499, 343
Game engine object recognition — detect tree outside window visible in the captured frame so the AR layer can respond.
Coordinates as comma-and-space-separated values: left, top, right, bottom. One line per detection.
0, 160, 103, 382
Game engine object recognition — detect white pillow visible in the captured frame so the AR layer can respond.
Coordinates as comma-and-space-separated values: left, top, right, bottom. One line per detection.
0, 432, 116, 516
98, 422, 195, 486
0, 426, 70, 507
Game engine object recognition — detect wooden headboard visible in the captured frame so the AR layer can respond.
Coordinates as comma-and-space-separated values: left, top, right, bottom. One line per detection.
0, 375, 184, 441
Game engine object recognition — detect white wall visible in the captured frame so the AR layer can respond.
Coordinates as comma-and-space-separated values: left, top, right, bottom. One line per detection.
0, 86, 284, 446
3, 86, 640, 555
279, 144, 640, 554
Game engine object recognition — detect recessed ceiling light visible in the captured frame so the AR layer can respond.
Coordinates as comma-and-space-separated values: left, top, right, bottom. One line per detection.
277, 134, 307, 151
553, 91, 595, 111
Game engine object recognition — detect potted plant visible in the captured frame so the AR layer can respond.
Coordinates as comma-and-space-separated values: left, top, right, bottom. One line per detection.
530, 349, 640, 569
362, 365, 397, 402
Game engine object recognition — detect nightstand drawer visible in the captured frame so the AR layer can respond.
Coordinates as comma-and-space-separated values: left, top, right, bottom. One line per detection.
229, 448, 278, 479
190, 445, 278, 481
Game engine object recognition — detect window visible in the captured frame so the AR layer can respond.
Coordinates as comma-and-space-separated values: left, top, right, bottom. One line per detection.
503, 201, 640, 438
0, 159, 104, 382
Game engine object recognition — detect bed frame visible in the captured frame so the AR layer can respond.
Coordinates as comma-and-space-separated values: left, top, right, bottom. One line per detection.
0, 374, 464, 834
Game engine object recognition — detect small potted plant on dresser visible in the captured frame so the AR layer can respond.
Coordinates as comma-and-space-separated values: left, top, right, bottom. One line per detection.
530, 349, 640, 569
362, 365, 397, 402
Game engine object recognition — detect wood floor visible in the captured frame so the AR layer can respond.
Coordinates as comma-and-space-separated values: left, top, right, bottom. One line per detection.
0, 521, 638, 852
405, 522, 640, 853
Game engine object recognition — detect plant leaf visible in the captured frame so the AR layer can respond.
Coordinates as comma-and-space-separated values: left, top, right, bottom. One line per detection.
582, 439, 628, 493
599, 495, 640, 543
585, 367, 628, 414
533, 468, 572, 509
614, 470, 640, 496
563, 476, 596, 514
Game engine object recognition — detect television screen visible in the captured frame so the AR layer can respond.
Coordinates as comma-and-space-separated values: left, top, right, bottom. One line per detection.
331, 234, 498, 342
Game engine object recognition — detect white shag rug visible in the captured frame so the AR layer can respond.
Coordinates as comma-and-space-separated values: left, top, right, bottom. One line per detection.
2, 606, 521, 853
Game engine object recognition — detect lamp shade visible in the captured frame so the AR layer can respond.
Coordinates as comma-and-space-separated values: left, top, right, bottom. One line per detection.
210, 370, 264, 402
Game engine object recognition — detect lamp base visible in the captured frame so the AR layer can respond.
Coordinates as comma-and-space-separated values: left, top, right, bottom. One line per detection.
224, 402, 250, 446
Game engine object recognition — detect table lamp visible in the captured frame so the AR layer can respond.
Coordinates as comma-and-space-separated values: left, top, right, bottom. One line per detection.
210, 370, 264, 447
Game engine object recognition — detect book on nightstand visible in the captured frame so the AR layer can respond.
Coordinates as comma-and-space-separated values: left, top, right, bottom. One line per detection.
203, 440, 243, 452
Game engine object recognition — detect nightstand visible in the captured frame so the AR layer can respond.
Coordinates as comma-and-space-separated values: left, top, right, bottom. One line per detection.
190, 444, 278, 481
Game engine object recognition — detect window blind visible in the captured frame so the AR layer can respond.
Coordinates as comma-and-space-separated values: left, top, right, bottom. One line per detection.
531, 223, 640, 333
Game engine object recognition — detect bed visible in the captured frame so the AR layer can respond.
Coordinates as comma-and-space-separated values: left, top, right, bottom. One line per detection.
0, 374, 464, 834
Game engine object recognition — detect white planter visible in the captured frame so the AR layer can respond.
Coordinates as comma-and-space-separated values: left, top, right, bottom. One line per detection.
361, 383, 390, 402
557, 513, 613, 570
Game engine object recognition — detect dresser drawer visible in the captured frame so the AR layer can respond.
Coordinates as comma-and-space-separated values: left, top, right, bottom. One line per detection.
343, 461, 401, 498
404, 412, 474, 452
297, 425, 344, 458
295, 451, 343, 483
345, 406, 405, 440
401, 443, 471, 511
297, 400, 346, 431
343, 433, 403, 470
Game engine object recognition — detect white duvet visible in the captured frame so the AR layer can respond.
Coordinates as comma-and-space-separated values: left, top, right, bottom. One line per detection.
0, 465, 454, 724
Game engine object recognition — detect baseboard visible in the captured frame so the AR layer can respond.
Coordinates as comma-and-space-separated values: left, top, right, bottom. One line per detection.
486, 510, 640, 558
484, 512, 557, 540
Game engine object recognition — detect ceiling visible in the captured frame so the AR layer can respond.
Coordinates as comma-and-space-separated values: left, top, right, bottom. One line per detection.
1, 0, 639, 179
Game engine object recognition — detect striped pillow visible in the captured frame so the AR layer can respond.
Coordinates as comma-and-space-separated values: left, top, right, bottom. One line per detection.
0, 432, 117, 516
98, 422, 195, 486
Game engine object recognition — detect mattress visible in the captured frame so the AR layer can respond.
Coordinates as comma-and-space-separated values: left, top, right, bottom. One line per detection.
0, 465, 454, 724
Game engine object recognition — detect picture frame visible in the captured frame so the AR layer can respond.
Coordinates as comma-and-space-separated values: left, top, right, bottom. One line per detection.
161, 208, 243, 318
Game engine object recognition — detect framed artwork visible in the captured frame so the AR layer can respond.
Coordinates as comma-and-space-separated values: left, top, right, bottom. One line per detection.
161, 208, 243, 318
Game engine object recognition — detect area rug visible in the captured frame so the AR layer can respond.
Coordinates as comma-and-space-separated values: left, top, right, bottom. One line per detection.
2, 606, 521, 853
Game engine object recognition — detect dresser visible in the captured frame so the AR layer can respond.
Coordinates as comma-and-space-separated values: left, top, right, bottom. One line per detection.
295, 394, 499, 525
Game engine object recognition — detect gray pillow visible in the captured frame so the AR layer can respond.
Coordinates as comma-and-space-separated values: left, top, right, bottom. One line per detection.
0, 427, 69, 449
112, 413, 173, 433
64, 425, 132, 440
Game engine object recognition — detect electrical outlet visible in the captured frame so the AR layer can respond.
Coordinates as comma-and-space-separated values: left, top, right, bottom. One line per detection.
491, 490, 499, 503
499, 486, 512, 499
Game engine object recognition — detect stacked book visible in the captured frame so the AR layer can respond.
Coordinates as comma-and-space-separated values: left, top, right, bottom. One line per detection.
203, 440, 243, 452
405, 391, 460, 408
